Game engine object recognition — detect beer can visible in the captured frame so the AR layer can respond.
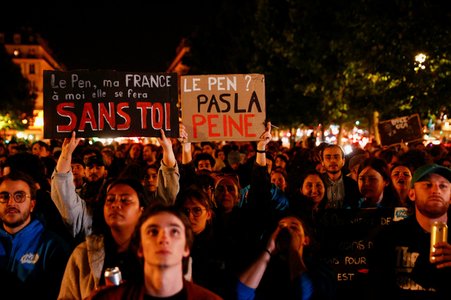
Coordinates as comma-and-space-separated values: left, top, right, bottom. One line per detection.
430, 222, 448, 263
104, 267, 122, 286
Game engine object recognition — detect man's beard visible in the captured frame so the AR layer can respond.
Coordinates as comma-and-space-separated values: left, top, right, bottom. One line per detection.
326, 169, 341, 175
416, 197, 450, 219
2, 207, 31, 229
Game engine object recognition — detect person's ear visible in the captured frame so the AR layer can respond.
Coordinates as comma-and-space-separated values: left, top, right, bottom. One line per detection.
408, 188, 416, 202
206, 210, 212, 221
137, 245, 143, 258
30, 199, 36, 212
303, 236, 310, 246
183, 247, 190, 258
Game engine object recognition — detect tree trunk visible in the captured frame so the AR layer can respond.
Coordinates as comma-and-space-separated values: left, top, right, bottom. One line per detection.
373, 111, 381, 145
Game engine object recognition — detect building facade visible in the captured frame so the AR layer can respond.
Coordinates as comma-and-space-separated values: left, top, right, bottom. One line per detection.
0, 28, 65, 137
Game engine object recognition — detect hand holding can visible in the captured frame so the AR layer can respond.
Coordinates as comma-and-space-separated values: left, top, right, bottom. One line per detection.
104, 267, 122, 286
430, 222, 448, 264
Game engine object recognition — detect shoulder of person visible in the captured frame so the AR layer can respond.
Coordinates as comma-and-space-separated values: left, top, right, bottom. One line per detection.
184, 279, 223, 300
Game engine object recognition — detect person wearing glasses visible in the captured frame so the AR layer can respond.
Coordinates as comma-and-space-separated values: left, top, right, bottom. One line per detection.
176, 187, 238, 298
0, 170, 72, 299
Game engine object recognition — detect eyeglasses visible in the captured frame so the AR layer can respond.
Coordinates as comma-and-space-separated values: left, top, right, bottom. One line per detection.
0, 191, 30, 203
182, 207, 206, 217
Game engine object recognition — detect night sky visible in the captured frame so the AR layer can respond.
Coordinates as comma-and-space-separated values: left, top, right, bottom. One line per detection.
1, 1, 216, 72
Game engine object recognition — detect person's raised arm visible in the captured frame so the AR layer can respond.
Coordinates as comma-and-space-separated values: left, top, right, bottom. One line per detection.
157, 129, 176, 167
178, 123, 192, 165
256, 122, 271, 167
56, 131, 81, 173
238, 226, 281, 289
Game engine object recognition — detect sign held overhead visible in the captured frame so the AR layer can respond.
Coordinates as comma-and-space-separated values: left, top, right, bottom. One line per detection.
43, 70, 179, 139
181, 74, 266, 142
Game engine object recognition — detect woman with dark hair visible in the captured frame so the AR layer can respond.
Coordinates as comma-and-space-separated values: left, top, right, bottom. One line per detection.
298, 169, 328, 210
124, 143, 145, 166
175, 187, 239, 298
390, 162, 413, 207
233, 214, 336, 300
59, 178, 151, 300
347, 157, 399, 208
288, 169, 327, 231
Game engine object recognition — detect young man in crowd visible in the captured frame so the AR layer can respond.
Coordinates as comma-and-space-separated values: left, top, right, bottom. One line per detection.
87, 203, 222, 299
0, 170, 72, 299
321, 144, 361, 208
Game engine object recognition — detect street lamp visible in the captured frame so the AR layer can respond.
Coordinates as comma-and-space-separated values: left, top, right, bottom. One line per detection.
415, 53, 427, 71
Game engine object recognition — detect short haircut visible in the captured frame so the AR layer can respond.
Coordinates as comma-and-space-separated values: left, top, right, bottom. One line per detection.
176, 186, 214, 212
194, 153, 215, 168
142, 164, 159, 180
275, 154, 288, 164
271, 167, 287, 180
0, 169, 37, 200
321, 144, 345, 160
131, 203, 194, 274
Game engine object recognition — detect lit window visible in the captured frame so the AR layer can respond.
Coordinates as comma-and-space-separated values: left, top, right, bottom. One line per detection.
14, 34, 21, 44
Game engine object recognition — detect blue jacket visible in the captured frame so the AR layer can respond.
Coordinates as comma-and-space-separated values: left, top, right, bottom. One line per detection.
232, 256, 336, 300
0, 214, 72, 298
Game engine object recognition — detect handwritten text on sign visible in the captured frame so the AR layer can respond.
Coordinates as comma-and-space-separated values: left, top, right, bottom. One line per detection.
43, 71, 179, 139
181, 74, 266, 142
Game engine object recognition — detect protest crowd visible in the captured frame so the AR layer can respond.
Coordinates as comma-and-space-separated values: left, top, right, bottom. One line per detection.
0, 121, 450, 300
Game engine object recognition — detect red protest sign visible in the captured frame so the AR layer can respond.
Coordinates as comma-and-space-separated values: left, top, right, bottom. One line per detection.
43, 70, 179, 139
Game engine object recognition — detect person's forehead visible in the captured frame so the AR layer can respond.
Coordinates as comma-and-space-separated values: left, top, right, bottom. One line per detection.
183, 197, 204, 208
143, 212, 185, 229
217, 178, 237, 187
324, 147, 342, 155
359, 166, 381, 176
108, 184, 138, 195
271, 172, 284, 179
304, 174, 322, 183
198, 159, 211, 164
71, 163, 84, 168
279, 216, 302, 226
147, 168, 158, 175
87, 164, 104, 168
391, 166, 410, 174
0, 179, 31, 193
416, 173, 450, 185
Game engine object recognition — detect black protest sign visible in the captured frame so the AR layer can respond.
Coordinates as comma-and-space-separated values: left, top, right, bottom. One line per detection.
314, 208, 395, 298
377, 114, 423, 146
43, 70, 179, 139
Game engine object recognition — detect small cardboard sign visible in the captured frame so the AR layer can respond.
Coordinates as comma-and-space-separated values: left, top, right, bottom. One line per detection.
377, 114, 423, 146
43, 70, 179, 139
181, 74, 266, 142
